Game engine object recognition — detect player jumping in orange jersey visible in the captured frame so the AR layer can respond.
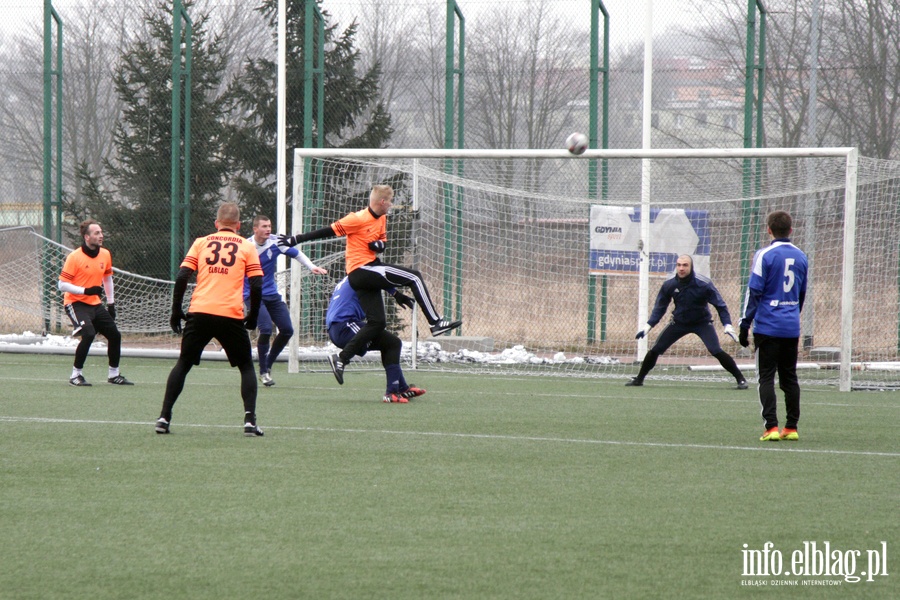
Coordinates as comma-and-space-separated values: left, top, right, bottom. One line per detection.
57, 219, 133, 386
156, 203, 265, 436
278, 184, 460, 384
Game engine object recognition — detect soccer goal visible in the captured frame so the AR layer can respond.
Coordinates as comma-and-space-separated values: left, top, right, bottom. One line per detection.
284, 146, 900, 392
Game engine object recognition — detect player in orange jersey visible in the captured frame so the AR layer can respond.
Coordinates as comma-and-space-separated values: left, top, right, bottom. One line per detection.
155, 203, 265, 436
277, 184, 461, 385
57, 219, 132, 386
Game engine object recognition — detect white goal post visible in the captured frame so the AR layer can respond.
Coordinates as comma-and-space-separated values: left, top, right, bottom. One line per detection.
281, 146, 887, 391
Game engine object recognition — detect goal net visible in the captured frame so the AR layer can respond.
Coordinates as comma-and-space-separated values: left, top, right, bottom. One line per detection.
0, 226, 332, 354
286, 147, 900, 391
0, 226, 181, 349
4, 148, 900, 391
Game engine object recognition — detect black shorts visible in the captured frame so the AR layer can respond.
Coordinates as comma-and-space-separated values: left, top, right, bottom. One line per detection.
179, 313, 253, 367
68, 302, 118, 339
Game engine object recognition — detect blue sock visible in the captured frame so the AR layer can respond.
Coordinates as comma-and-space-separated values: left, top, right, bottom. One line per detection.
385, 364, 403, 394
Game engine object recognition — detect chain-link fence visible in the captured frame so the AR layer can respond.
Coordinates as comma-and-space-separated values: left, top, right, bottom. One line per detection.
3, 1, 899, 356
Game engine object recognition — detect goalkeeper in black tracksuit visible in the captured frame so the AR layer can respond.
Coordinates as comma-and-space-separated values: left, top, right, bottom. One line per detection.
626, 254, 747, 389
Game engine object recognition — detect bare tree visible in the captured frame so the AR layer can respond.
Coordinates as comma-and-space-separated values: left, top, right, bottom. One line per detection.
201, 0, 270, 96
465, 0, 587, 194
0, 1, 136, 209
63, 2, 132, 201
683, 0, 900, 158
818, 0, 900, 159
347, 1, 446, 148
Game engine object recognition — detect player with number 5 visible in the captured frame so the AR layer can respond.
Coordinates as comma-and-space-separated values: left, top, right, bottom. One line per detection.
739, 210, 809, 442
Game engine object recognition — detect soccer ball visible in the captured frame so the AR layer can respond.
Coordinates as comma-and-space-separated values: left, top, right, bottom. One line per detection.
565, 132, 588, 155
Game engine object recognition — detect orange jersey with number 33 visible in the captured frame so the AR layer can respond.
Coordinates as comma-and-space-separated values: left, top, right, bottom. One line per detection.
181, 230, 263, 319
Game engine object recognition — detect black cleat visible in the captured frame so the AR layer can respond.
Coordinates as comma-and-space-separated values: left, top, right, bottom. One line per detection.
69, 375, 92, 387
155, 418, 170, 434
625, 377, 644, 387
736, 380, 749, 390
108, 375, 134, 385
430, 319, 462, 337
244, 422, 264, 437
328, 354, 344, 385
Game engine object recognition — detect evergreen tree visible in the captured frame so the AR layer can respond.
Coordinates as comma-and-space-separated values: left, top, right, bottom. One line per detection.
225, 0, 394, 223
71, 0, 230, 279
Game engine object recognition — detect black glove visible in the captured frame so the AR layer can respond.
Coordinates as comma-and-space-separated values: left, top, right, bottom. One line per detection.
244, 313, 258, 330
170, 308, 186, 334
107, 303, 116, 321
739, 327, 750, 348
84, 286, 103, 296
275, 233, 297, 248
368, 240, 385, 253
393, 291, 415, 310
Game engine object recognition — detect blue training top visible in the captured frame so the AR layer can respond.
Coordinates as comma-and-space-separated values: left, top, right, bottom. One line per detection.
325, 276, 365, 328
243, 234, 303, 299
740, 238, 808, 338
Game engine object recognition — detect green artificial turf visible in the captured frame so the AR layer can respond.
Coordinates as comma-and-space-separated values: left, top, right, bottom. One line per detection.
0, 354, 896, 599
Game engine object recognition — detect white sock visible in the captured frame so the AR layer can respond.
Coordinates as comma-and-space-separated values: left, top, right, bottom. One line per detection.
71, 368, 82, 379
108, 367, 119, 378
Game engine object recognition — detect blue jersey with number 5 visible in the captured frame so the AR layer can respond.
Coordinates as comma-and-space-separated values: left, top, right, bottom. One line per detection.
742, 239, 808, 337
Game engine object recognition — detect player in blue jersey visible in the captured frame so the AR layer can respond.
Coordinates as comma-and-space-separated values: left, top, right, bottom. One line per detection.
739, 210, 808, 442
245, 215, 327, 387
626, 254, 747, 389
326, 276, 425, 403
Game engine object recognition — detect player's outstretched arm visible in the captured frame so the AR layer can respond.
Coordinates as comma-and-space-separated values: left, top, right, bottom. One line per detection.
287, 245, 328, 275
277, 226, 335, 248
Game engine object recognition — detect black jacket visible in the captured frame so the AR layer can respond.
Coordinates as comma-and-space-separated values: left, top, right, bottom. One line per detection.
648, 271, 732, 327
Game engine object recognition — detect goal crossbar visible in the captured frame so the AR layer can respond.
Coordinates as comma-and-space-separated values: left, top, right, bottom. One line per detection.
293, 147, 856, 160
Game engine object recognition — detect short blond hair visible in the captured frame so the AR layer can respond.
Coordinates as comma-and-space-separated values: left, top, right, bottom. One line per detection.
217, 203, 241, 225
370, 185, 394, 202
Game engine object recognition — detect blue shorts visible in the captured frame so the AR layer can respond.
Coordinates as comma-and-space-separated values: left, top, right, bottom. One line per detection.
328, 321, 370, 357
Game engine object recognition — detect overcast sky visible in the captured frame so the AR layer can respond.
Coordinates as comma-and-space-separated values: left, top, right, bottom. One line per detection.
4, 0, 700, 55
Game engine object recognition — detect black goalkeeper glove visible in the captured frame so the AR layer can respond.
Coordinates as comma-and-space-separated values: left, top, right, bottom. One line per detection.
739, 327, 750, 348
368, 240, 385, 253
170, 308, 186, 334
107, 303, 116, 321
393, 291, 416, 310
275, 233, 297, 248
84, 286, 103, 296
244, 313, 259, 331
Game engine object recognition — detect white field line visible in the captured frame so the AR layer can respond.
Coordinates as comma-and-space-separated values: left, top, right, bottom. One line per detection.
0, 373, 893, 409
2, 416, 898, 458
